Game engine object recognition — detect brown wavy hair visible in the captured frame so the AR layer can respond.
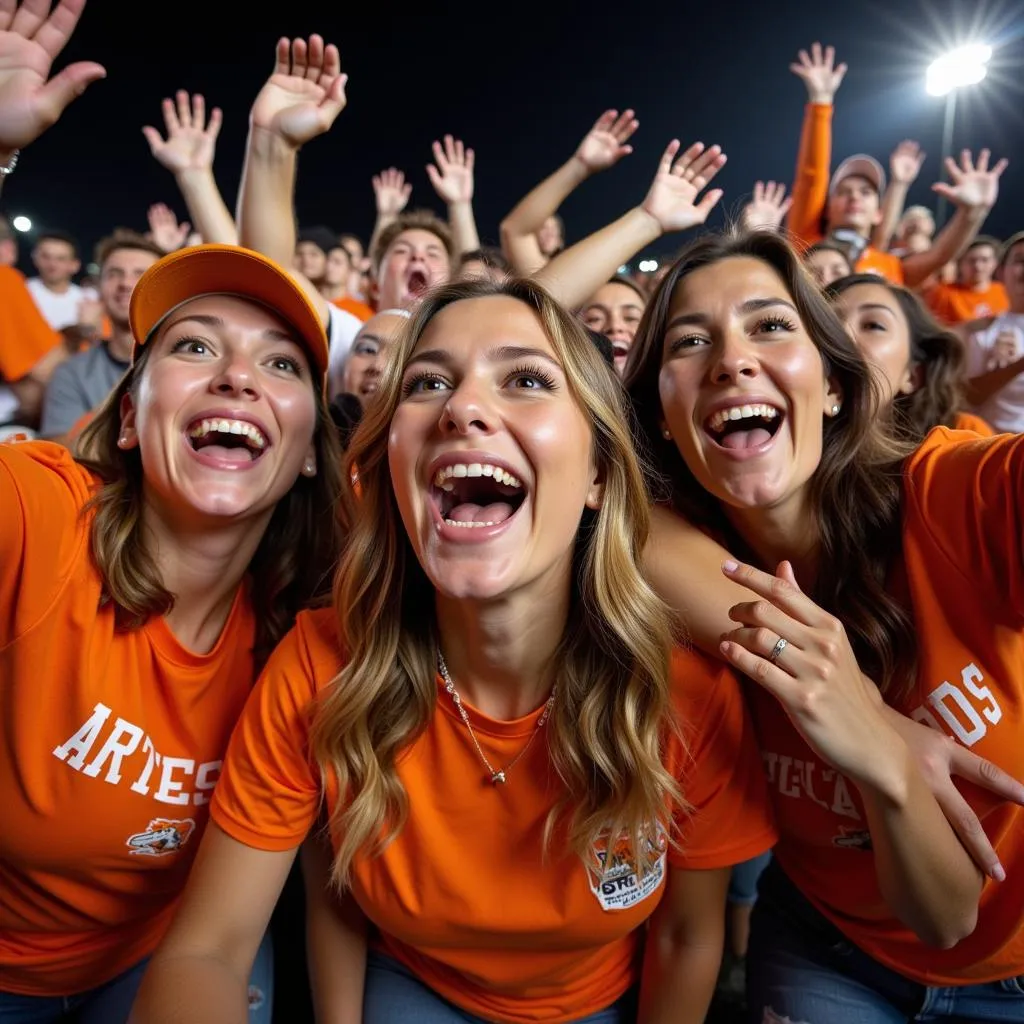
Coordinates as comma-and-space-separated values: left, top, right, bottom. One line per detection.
623, 231, 918, 699
75, 343, 344, 669
825, 274, 965, 445
310, 277, 680, 888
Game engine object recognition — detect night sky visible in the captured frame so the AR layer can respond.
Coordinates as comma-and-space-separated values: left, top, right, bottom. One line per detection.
4, 0, 1022, 271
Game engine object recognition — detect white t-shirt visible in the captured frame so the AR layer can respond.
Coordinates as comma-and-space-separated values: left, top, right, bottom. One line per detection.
965, 312, 1024, 433
326, 304, 364, 382
25, 279, 96, 331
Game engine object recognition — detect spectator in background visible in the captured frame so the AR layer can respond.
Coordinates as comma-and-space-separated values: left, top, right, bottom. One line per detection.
25, 230, 98, 330
457, 246, 511, 283
40, 231, 162, 441
323, 238, 374, 321
0, 213, 17, 266
962, 231, 1024, 433
927, 235, 1009, 326
803, 240, 852, 288
892, 205, 935, 256
580, 276, 646, 376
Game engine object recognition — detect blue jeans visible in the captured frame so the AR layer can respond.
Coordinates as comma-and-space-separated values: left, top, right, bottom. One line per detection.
0, 931, 274, 1023
363, 950, 638, 1023
747, 860, 1024, 1022
728, 851, 772, 907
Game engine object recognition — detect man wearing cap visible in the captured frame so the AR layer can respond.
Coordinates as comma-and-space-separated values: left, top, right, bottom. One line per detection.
784, 41, 1007, 288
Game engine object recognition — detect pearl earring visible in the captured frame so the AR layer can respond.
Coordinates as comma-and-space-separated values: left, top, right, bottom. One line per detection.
831, 404, 840, 416
117, 435, 128, 448
662, 428, 672, 440
304, 459, 316, 476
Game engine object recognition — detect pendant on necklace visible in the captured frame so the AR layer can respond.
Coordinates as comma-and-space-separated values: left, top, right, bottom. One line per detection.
490, 770, 507, 785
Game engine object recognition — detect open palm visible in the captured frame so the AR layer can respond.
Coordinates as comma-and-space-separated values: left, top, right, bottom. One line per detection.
574, 108, 638, 173
933, 149, 1008, 211
250, 35, 347, 147
143, 91, 221, 174
0, 0, 105, 152
642, 140, 727, 234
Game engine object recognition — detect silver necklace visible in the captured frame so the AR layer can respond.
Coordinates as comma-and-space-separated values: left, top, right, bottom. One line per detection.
437, 651, 555, 785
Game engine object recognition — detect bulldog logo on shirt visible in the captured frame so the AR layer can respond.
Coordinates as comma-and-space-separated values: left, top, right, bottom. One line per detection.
586, 824, 667, 911
126, 817, 196, 856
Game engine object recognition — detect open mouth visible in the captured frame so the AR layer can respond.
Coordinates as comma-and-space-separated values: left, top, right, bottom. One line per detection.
430, 462, 526, 528
704, 403, 783, 451
186, 417, 268, 463
407, 269, 429, 297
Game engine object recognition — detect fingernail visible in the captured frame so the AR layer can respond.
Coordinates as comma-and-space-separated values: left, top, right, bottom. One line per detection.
723, 560, 738, 573
992, 862, 1006, 883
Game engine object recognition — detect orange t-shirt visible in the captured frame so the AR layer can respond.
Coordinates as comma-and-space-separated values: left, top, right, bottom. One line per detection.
0, 441, 258, 996
785, 104, 904, 285
331, 296, 374, 322
748, 427, 1024, 985
0, 267, 62, 383
954, 411, 995, 436
928, 283, 1009, 326
212, 610, 776, 1022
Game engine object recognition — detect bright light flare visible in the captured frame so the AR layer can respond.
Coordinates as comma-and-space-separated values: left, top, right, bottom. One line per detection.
926, 43, 992, 96
638, 259, 659, 273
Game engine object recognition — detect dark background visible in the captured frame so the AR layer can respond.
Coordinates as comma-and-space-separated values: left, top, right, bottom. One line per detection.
3, 0, 1022, 270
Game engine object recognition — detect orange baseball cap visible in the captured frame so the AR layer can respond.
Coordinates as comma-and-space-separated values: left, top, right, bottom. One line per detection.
129, 244, 329, 376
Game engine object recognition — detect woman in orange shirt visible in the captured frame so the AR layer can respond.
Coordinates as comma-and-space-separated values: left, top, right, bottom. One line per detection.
827, 274, 995, 439
0, 245, 343, 1022
624, 231, 1023, 1021
133, 277, 777, 1024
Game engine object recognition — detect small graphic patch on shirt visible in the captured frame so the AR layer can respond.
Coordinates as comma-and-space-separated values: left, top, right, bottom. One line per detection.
126, 817, 196, 856
586, 826, 667, 911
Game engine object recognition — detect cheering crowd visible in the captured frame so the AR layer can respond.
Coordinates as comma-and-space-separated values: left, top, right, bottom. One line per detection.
1, 2, 1022, 1023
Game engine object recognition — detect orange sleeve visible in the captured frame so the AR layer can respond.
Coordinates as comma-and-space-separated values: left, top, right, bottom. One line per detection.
210, 611, 327, 851
927, 285, 956, 324
784, 103, 831, 248
0, 440, 93, 646
953, 411, 995, 436
904, 427, 1024, 620
0, 267, 62, 382
667, 651, 777, 869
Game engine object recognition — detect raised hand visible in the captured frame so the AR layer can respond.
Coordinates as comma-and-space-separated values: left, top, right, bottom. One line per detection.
0, 0, 105, 154
372, 167, 411, 217
790, 42, 847, 105
574, 108, 638, 174
142, 91, 222, 175
932, 149, 1008, 212
719, 559, 902, 791
890, 139, 925, 186
147, 202, 190, 253
250, 35, 347, 148
741, 180, 792, 231
640, 140, 726, 235
426, 134, 474, 205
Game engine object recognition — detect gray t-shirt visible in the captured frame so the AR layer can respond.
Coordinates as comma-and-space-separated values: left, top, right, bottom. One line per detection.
41, 343, 130, 437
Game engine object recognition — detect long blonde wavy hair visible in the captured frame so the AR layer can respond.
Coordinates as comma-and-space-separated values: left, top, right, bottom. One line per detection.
310, 277, 681, 888
75, 341, 344, 669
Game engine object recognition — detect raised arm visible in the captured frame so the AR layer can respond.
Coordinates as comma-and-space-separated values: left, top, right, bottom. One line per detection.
143, 91, 237, 245
901, 149, 1008, 288
784, 42, 846, 245
872, 140, 925, 252
534, 140, 725, 310
367, 167, 411, 260
237, 34, 347, 324
500, 108, 638, 275
426, 134, 480, 257
0, 0, 105, 195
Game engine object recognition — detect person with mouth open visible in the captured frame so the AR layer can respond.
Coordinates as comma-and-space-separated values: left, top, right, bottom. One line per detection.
0, 243, 344, 1022
131, 277, 777, 1024
623, 230, 1024, 1023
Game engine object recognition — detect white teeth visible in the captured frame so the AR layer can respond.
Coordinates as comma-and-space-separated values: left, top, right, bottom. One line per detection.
187, 418, 267, 449
431, 463, 522, 489
443, 519, 498, 528
705, 404, 780, 433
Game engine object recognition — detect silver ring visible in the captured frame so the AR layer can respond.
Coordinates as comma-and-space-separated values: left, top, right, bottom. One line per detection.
768, 637, 788, 665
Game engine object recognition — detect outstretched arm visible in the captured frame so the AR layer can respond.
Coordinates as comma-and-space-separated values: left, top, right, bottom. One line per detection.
872, 140, 925, 252
143, 91, 237, 245
236, 34, 347, 325
535, 139, 725, 310
500, 108, 638, 275
427, 134, 480, 257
